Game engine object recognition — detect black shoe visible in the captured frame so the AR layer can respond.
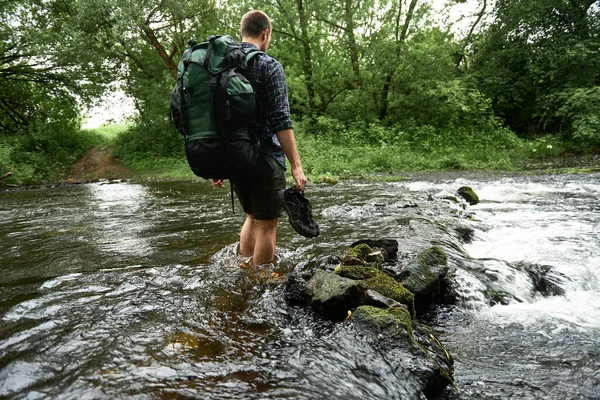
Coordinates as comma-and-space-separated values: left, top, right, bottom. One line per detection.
279, 186, 320, 238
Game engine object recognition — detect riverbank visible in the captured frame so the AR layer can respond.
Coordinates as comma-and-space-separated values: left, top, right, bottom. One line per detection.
70, 144, 600, 185
1, 123, 600, 187
54, 126, 600, 184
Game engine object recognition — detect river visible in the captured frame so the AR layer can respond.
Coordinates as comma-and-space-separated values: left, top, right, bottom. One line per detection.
1, 172, 599, 399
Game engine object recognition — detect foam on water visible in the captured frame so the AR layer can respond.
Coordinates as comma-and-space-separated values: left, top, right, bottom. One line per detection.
402, 174, 600, 331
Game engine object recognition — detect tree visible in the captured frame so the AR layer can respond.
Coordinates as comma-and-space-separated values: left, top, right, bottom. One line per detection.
377, 0, 420, 120
470, 0, 600, 140
0, 0, 107, 135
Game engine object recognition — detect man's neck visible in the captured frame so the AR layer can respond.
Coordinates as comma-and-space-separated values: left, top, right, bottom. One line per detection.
241, 37, 261, 48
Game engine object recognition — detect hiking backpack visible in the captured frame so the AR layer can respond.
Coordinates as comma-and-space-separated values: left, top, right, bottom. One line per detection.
170, 35, 263, 180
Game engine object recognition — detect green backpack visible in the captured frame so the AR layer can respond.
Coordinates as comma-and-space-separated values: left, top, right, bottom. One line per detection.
170, 35, 263, 180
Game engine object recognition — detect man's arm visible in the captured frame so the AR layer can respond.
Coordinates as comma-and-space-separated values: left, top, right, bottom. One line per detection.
276, 128, 307, 192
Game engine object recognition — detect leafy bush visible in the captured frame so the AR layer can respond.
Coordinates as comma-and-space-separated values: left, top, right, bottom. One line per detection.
111, 121, 185, 171
294, 119, 528, 180
557, 87, 600, 144
0, 123, 101, 185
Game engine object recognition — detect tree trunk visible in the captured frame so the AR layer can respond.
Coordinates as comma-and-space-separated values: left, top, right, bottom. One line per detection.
296, 0, 317, 124
456, 0, 487, 68
379, 0, 418, 120
345, 0, 361, 87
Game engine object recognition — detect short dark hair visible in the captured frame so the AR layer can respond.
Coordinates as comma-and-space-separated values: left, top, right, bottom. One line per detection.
241, 10, 271, 38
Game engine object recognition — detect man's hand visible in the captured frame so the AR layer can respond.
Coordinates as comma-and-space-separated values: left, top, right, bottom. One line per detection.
210, 179, 225, 188
292, 166, 308, 192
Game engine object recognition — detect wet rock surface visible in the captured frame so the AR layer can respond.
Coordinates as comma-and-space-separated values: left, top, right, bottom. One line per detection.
285, 185, 568, 398
287, 241, 454, 398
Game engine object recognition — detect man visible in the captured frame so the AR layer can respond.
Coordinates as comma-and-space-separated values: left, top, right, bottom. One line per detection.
211, 10, 308, 267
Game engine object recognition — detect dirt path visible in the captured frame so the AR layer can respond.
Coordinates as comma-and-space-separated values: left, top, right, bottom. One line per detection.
63, 145, 131, 183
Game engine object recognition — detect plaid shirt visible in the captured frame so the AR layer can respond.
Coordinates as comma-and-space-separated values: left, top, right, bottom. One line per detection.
242, 43, 293, 168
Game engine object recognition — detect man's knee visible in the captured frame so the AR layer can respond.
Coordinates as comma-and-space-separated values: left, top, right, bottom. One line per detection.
254, 218, 277, 233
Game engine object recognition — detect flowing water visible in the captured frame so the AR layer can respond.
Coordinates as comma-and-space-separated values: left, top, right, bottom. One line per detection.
0, 172, 599, 399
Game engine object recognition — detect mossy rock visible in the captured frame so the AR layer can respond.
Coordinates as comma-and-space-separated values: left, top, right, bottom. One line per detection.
306, 270, 365, 320
400, 246, 449, 315
417, 246, 447, 267
335, 264, 381, 280
350, 239, 399, 261
457, 186, 480, 205
361, 273, 415, 317
351, 306, 454, 398
351, 305, 413, 343
345, 243, 373, 261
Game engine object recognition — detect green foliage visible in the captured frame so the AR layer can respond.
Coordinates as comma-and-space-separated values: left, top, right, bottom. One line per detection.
111, 122, 185, 171
294, 119, 527, 180
2, 0, 598, 184
0, 124, 100, 185
85, 124, 130, 143
556, 87, 600, 144
470, 0, 600, 139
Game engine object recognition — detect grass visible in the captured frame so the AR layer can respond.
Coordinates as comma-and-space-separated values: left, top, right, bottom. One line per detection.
5, 121, 597, 187
84, 123, 130, 144
108, 124, 600, 184
294, 133, 524, 182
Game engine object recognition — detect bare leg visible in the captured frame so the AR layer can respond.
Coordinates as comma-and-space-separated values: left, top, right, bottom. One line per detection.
252, 218, 278, 265
238, 214, 278, 266
239, 214, 257, 257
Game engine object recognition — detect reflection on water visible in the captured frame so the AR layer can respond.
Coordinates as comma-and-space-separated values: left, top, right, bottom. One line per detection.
88, 182, 154, 257
1, 174, 600, 399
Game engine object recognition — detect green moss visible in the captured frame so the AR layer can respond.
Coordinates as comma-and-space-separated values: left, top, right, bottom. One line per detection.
361, 274, 415, 317
352, 305, 413, 340
457, 186, 480, 205
336, 264, 381, 280
346, 243, 373, 261
418, 246, 448, 267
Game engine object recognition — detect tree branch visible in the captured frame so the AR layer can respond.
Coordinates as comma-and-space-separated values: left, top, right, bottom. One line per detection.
142, 25, 177, 79
456, 0, 487, 68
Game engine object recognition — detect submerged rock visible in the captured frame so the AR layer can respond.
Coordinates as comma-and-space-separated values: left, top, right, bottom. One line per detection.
445, 257, 568, 307
284, 272, 310, 307
513, 261, 567, 297
350, 306, 454, 399
452, 224, 475, 244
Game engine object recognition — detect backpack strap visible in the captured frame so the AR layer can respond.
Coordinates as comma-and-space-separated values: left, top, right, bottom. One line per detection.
244, 49, 264, 64
209, 75, 219, 135
203, 35, 217, 68
240, 49, 264, 147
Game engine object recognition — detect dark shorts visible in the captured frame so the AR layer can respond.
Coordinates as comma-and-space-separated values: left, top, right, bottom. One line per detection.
231, 153, 286, 220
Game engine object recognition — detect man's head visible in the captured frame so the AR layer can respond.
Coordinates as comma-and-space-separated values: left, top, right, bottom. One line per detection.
241, 10, 272, 51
